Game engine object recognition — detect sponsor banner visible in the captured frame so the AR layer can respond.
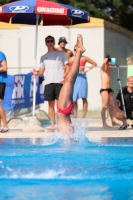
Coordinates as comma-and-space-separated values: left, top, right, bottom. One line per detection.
2, 73, 44, 111
36, 7, 66, 14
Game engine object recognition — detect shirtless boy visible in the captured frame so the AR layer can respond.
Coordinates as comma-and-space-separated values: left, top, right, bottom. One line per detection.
57, 37, 73, 58
100, 56, 119, 128
57, 34, 85, 133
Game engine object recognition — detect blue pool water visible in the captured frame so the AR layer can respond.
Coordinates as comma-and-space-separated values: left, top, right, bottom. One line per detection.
0, 134, 133, 200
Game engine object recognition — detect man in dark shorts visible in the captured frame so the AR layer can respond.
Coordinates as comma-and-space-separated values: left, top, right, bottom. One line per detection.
0, 51, 9, 132
31, 35, 69, 132
114, 76, 133, 130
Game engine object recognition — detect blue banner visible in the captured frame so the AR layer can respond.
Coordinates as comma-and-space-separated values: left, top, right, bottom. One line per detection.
2, 73, 44, 111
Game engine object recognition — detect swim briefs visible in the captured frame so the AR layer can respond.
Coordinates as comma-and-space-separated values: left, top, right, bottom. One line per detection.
57, 102, 74, 115
100, 88, 114, 94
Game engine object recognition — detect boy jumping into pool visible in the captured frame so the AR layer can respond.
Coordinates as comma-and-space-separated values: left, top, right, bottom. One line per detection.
57, 34, 85, 133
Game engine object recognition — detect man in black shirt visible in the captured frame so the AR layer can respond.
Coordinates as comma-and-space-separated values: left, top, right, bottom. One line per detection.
114, 76, 133, 130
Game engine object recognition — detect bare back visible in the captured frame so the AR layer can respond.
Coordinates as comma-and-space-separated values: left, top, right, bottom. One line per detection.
57, 47, 73, 58
100, 66, 111, 88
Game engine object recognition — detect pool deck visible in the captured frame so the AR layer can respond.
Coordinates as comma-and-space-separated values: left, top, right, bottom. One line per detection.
0, 117, 133, 138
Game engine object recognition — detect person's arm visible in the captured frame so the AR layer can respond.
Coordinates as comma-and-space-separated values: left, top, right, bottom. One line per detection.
60, 63, 70, 83
31, 67, 45, 76
114, 90, 121, 111
84, 56, 97, 74
63, 52, 70, 77
69, 50, 73, 57
114, 99, 121, 111
31, 56, 45, 76
101, 58, 109, 71
64, 63, 70, 76
0, 60, 7, 72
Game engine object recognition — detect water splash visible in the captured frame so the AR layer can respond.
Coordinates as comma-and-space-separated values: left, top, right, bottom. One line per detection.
42, 119, 89, 146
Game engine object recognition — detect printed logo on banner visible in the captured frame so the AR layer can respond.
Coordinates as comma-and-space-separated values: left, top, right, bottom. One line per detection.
9, 6, 29, 12
30, 75, 38, 103
0, 7, 2, 12
37, 7, 65, 14
12, 75, 25, 105
30, 75, 44, 104
71, 9, 84, 16
2, 74, 44, 111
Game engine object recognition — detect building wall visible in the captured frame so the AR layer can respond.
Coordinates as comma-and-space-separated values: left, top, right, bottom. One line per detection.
0, 25, 131, 114
0, 29, 19, 72
104, 29, 132, 103
104, 29, 133, 65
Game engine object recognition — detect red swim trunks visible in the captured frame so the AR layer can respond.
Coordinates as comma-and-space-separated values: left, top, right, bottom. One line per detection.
57, 103, 74, 115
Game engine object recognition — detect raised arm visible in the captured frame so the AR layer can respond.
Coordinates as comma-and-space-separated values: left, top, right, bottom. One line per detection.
64, 63, 70, 76
101, 58, 109, 71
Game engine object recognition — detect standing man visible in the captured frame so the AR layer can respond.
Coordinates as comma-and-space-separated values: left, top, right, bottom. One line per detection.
31, 35, 69, 132
0, 51, 9, 132
100, 55, 119, 128
57, 37, 73, 58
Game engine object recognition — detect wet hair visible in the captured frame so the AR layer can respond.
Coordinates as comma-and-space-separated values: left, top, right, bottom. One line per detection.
45, 35, 55, 42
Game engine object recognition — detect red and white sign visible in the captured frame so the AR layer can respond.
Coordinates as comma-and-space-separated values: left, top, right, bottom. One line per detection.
0, 6, 2, 13
37, 7, 65, 14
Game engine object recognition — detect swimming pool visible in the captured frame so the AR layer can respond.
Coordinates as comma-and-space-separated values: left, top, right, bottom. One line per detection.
0, 135, 133, 200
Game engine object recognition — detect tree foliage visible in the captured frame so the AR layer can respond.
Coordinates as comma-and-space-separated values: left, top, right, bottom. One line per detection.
0, 0, 12, 4
55, 0, 133, 31
0, 0, 133, 31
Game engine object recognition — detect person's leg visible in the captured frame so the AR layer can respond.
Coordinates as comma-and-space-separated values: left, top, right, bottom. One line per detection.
108, 92, 120, 126
82, 98, 88, 118
48, 100, 55, 130
73, 101, 78, 118
114, 109, 126, 126
0, 116, 1, 131
0, 100, 8, 130
100, 91, 111, 128
58, 34, 85, 109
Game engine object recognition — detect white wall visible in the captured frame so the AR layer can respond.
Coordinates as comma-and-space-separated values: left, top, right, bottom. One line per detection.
0, 29, 19, 71
0, 25, 104, 70
0, 25, 132, 113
